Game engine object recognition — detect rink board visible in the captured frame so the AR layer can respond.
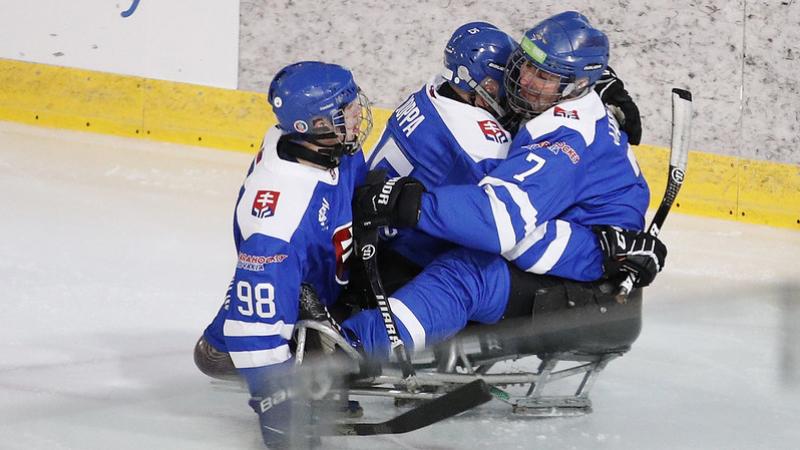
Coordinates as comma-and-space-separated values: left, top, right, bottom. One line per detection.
0, 58, 797, 230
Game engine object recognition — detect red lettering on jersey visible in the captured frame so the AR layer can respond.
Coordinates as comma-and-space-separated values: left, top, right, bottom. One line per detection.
477, 119, 509, 143
332, 223, 353, 285
252, 190, 280, 218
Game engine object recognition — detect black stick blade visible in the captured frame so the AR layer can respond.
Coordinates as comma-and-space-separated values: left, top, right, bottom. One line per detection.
335, 380, 492, 436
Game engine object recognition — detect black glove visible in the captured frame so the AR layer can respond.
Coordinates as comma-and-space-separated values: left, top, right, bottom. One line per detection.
593, 225, 667, 288
353, 169, 425, 229
595, 66, 642, 145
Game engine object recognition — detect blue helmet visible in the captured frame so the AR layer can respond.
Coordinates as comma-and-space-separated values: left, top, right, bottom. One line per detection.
268, 61, 372, 156
443, 22, 517, 118
505, 11, 609, 118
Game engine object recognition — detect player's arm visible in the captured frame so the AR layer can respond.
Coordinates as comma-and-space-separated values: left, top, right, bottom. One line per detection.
354, 129, 607, 281
223, 235, 301, 395
223, 234, 307, 447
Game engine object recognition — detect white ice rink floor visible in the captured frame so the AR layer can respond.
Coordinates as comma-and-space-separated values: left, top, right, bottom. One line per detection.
1, 121, 799, 449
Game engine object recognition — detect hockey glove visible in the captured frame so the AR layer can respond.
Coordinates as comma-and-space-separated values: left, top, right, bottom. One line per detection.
595, 66, 642, 145
353, 169, 426, 229
593, 225, 667, 288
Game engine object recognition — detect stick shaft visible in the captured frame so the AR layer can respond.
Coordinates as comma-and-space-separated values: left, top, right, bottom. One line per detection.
617, 88, 692, 298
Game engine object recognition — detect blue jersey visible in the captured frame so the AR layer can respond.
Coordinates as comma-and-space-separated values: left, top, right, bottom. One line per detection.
203, 127, 366, 394
416, 91, 650, 281
343, 92, 651, 357
366, 77, 511, 266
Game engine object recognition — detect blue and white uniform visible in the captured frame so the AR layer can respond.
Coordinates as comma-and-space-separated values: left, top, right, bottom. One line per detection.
366, 77, 511, 266
418, 90, 649, 281
343, 90, 650, 355
203, 127, 365, 393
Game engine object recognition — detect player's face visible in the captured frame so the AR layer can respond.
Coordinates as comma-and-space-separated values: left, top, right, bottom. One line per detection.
474, 78, 501, 113
343, 99, 363, 142
517, 61, 561, 112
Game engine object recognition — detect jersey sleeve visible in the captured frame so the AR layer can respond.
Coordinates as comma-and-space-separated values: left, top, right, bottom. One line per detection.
222, 234, 302, 395
417, 127, 604, 281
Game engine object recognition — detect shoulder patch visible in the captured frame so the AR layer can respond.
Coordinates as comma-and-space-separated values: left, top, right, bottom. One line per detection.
553, 106, 579, 120
524, 92, 606, 147
251, 190, 281, 218
477, 119, 509, 143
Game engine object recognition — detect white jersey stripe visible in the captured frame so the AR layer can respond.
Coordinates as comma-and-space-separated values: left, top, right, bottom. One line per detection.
370, 135, 414, 176
389, 297, 426, 350
480, 184, 517, 253
480, 176, 538, 234
223, 319, 294, 339
502, 221, 549, 261
229, 345, 292, 369
527, 221, 572, 274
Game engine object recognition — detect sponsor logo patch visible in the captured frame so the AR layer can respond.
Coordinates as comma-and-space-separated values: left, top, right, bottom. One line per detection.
252, 190, 280, 218
526, 140, 581, 164
477, 119, 509, 143
554, 106, 580, 120
237, 252, 288, 271
318, 197, 330, 229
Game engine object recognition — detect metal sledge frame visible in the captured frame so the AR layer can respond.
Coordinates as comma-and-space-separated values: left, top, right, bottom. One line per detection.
292, 319, 628, 417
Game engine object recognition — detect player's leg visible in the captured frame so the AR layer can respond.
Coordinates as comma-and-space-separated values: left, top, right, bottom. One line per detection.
341, 248, 512, 357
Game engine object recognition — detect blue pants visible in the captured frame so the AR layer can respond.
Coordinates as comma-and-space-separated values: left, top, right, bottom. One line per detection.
341, 248, 511, 357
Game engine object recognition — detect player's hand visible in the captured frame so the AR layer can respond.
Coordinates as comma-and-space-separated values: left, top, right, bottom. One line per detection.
595, 66, 642, 145
593, 225, 667, 288
353, 169, 425, 229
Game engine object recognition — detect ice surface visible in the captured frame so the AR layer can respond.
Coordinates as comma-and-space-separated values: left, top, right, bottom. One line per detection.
1, 121, 798, 449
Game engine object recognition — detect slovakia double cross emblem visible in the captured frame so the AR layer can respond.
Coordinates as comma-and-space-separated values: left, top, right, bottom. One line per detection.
252, 190, 280, 218
477, 120, 508, 143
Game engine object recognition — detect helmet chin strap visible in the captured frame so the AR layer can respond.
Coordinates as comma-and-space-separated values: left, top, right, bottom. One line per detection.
280, 133, 346, 169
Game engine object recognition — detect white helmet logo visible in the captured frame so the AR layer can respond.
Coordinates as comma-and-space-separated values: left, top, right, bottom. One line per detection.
273, 97, 282, 108
294, 120, 309, 133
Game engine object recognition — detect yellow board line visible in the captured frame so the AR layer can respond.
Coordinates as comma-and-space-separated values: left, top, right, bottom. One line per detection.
1, 58, 798, 230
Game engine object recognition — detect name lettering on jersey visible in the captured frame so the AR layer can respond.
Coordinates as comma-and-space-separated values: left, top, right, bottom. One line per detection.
237, 252, 288, 271
477, 119, 509, 143
252, 190, 280, 218
318, 197, 330, 229
332, 223, 353, 285
525, 140, 580, 164
394, 96, 425, 137
554, 106, 580, 120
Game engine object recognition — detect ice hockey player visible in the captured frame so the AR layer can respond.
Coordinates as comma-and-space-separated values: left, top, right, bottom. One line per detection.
358, 21, 645, 296
193, 61, 372, 448
345, 12, 667, 356
363, 21, 517, 273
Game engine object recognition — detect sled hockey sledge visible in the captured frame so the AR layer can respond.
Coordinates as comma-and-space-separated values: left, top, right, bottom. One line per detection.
293, 283, 642, 423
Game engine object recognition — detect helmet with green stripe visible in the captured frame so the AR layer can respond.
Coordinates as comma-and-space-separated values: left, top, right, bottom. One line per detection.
504, 11, 609, 118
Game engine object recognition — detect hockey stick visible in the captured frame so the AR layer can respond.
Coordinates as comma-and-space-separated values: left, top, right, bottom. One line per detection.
617, 88, 692, 301
354, 226, 418, 383
331, 379, 492, 436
